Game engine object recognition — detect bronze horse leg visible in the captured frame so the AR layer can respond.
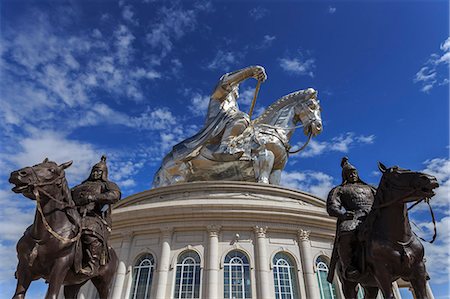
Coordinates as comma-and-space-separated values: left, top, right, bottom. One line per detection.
90, 248, 118, 299
45, 255, 72, 299
362, 286, 379, 299
12, 261, 32, 299
64, 282, 88, 299
340, 279, 359, 299
408, 261, 429, 299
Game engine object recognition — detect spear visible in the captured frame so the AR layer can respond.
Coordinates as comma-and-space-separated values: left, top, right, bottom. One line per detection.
248, 80, 262, 119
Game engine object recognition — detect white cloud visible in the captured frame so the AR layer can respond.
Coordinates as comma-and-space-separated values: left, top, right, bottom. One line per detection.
281, 170, 335, 199
249, 7, 269, 20
328, 6, 337, 14
420, 158, 450, 211
414, 37, 450, 92
256, 35, 276, 49
414, 216, 450, 284
279, 57, 315, 77
189, 93, 210, 117
296, 132, 375, 158
122, 5, 138, 25
146, 6, 198, 58
207, 50, 239, 70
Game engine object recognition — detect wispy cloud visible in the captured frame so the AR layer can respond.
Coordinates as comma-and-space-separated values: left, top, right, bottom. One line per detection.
279, 56, 316, 77
281, 170, 335, 199
207, 50, 240, 70
256, 35, 276, 50
294, 132, 375, 158
188, 93, 210, 117
249, 7, 269, 20
414, 37, 450, 93
146, 4, 210, 59
328, 6, 337, 14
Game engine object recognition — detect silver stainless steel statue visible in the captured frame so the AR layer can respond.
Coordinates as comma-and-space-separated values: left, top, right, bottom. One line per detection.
153, 65, 323, 187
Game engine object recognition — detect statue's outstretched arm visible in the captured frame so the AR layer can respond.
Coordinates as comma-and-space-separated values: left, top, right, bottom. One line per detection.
211, 65, 267, 99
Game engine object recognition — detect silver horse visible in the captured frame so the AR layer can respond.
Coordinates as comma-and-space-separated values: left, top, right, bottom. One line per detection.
153, 88, 322, 187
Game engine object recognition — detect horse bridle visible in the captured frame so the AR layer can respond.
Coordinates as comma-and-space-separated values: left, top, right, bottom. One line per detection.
373, 176, 437, 244
25, 166, 81, 244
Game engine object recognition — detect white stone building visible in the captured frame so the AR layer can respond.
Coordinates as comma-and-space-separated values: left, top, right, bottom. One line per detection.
77, 181, 433, 299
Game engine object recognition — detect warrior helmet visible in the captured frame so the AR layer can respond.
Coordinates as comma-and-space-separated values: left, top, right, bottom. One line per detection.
89, 155, 108, 181
341, 157, 358, 184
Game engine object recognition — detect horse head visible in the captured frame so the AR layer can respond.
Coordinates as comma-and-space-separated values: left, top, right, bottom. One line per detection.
293, 88, 322, 137
9, 158, 73, 201
377, 162, 439, 204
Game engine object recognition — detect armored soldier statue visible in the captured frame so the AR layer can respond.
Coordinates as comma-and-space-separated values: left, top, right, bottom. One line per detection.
171, 65, 267, 162
327, 157, 376, 280
72, 155, 121, 276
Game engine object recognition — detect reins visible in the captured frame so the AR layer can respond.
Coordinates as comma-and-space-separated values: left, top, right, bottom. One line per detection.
27, 167, 81, 244
372, 178, 437, 244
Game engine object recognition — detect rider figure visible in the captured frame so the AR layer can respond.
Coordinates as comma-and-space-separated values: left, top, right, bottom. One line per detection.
327, 157, 375, 280
71, 155, 121, 276
205, 66, 267, 160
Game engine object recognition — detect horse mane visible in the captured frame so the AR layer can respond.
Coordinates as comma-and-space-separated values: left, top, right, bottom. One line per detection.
253, 89, 306, 125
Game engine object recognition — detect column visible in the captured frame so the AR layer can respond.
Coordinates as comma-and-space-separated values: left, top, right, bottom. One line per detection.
254, 226, 272, 298
297, 229, 321, 299
155, 227, 173, 299
206, 225, 221, 299
392, 281, 401, 299
426, 282, 435, 299
112, 233, 133, 299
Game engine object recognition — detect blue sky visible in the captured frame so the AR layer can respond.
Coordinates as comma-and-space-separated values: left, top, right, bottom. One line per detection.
0, 0, 448, 298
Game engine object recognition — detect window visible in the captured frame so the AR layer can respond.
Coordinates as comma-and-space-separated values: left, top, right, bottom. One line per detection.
273, 252, 299, 299
174, 250, 201, 299
130, 254, 155, 299
316, 256, 339, 299
224, 250, 252, 299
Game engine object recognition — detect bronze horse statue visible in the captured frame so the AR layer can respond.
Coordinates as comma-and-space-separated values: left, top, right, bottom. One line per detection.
9, 159, 118, 299
331, 162, 439, 299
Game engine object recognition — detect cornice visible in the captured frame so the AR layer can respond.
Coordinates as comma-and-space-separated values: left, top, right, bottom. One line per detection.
114, 181, 325, 209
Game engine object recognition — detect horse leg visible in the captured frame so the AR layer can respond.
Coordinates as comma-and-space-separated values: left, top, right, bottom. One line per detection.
45, 256, 71, 299
12, 262, 32, 299
408, 262, 429, 299
91, 276, 113, 299
269, 169, 282, 184
64, 282, 87, 299
254, 148, 274, 184
373, 270, 395, 299
340, 278, 359, 299
362, 286, 379, 299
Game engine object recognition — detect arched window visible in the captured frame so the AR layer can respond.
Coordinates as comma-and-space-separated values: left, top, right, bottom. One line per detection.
224, 250, 252, 299
130, 254, 155, 299
273, 252, 299, 299
174, 250, 201, 299
316, 256, 339, 299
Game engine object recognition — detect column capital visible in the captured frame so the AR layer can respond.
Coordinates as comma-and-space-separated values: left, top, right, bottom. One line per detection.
297, 229, 311, 241
253, 225, 268, 238
207, 224, 222, 237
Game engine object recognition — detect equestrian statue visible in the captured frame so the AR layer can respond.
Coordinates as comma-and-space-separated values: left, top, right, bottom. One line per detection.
327, 157, 439, 299
153, 65, 323, 187
9, 156, 120, 299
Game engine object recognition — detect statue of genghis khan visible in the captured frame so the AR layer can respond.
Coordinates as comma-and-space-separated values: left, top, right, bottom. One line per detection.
327, 157, 376, 281
174, 65, 267, 161
71, 155, 121, 276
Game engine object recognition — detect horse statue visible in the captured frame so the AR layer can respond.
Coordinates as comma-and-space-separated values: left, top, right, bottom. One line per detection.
9, 158, 118, 299
153, 88, 322, 187
331, 162, 439, 299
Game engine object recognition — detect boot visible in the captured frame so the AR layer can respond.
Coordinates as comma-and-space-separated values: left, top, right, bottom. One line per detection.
80, 240, 101, 276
